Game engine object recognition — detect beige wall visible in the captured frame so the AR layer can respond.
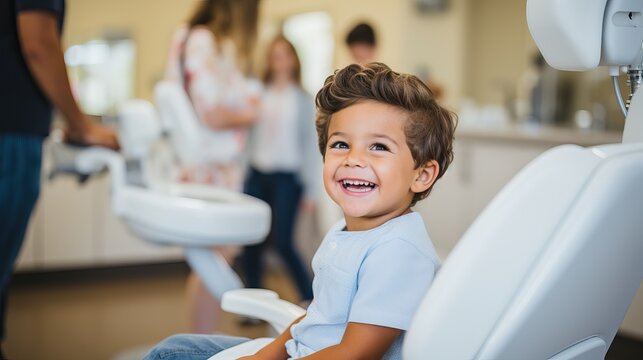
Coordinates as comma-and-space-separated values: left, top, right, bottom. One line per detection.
259, 0, 407, 70
261, 0, 472, 109
63, 0, 471, 107
63, 0, 411, 103
467, 0, 537, 105
64, 0, 200, 102
62, 0, 536, 109
63, 0, 598, 113
402, 0, 470, 108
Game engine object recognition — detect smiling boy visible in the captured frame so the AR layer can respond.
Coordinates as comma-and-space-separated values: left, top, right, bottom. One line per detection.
144, 63, 456, 360
324, 102, 432, 231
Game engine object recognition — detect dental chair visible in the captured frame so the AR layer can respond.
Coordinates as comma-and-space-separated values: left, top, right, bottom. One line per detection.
51, 88, 270, 301
209, 95, 643, 360
207, 0, 643, 358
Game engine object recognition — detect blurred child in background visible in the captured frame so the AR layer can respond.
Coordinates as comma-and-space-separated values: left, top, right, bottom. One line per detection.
345, 22, 378, 65
242, 36, 321, 307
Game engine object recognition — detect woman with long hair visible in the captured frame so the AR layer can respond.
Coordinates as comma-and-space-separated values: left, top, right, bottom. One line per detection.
164, 0, 261, 334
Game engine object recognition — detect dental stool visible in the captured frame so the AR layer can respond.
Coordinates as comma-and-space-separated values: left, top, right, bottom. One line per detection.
207, 92, 643, 359
53, 97, 270, 301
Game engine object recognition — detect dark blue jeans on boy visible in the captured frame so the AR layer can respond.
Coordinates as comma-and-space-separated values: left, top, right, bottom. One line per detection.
143, 334, 249, 360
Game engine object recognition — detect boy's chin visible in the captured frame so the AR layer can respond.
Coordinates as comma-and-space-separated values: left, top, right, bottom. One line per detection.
340, 204, 375, 219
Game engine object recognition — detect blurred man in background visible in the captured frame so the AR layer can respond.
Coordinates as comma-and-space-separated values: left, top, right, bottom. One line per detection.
0, 1, 118, 357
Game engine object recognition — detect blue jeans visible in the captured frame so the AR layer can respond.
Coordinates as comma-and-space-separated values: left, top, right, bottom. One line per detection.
0, 134, 43, 341
143, 334, 250, 360
242, 168, 313, 301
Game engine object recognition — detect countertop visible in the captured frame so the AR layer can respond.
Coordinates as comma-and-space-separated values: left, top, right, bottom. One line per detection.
456, 124, 623, 147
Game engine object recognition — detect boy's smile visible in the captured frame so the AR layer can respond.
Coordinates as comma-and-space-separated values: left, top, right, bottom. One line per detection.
339, 178, 377, 195
323, 101, 430, 231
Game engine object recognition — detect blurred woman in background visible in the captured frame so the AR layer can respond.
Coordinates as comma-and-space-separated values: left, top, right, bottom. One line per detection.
164, 0, 261, 333
242, 36, 320, 307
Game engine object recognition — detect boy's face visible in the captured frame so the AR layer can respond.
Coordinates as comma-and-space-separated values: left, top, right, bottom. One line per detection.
323, 101, 429, 229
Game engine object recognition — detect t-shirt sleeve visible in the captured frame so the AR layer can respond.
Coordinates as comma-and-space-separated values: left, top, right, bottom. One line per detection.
16, 0, 64, 15
348, 238, 436, 330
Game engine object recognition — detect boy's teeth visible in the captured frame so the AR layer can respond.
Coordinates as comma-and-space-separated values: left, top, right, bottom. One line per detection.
342, 179, 374, 187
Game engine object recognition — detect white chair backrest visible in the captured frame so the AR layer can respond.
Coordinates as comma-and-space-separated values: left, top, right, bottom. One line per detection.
404, 142, 643, 359
117, 99, 162, 160
153, 81, 203, 166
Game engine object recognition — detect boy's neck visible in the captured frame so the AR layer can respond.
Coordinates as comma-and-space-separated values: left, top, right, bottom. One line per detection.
344, 206, 412, 231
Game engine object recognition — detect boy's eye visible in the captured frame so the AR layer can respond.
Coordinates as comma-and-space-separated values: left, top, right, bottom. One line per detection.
370, 143, 389, 151
329, 141, 348, 149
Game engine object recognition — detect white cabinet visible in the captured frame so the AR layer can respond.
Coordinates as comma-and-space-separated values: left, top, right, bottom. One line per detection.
14, 202, 41, 270
41, 176, 97, 268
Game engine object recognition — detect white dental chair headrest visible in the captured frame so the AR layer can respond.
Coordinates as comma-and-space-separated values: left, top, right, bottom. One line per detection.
117, 99, 162, 160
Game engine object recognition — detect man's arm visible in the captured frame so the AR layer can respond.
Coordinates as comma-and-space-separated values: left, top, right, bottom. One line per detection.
17, 11, 118, 149
300, 322, 401, 360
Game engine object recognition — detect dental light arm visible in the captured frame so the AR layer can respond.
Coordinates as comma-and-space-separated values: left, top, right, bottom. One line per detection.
527, 0, 643, 71
528, 0, 643, 142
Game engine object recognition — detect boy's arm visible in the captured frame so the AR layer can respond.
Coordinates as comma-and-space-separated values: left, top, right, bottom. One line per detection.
238, 314, 306, 360
299, 322, 401, 360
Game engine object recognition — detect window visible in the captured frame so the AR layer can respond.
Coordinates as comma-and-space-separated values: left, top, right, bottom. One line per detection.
283, 12, 334, 95
65, 36, 135, 116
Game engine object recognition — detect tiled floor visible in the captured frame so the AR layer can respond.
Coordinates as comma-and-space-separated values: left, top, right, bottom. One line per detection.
4, 263, 643, 360
4, 263, 297, 360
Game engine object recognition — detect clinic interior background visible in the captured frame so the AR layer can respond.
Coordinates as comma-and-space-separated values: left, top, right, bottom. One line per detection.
9, 0, 642, 357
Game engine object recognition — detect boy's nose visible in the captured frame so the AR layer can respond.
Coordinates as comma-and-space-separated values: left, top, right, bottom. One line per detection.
343, 149, 367, 168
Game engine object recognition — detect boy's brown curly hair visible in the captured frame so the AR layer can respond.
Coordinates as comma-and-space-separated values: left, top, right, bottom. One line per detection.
315, 62, 457, 205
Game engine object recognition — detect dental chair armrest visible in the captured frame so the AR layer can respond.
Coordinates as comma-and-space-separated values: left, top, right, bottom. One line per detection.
208, 290, 304, 360
76, 146, 125, 187
75, 146, 124, 178
221, 289, 306, 334
75, 146, 127, 213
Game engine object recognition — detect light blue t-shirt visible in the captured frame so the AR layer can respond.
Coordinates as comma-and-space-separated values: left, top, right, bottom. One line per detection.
285, 212, 440, 359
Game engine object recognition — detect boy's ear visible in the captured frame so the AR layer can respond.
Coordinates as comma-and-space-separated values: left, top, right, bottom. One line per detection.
411, 160, 440, 194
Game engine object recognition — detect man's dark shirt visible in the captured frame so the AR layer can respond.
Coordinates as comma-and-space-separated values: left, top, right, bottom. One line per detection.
0, 0, 65, 137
